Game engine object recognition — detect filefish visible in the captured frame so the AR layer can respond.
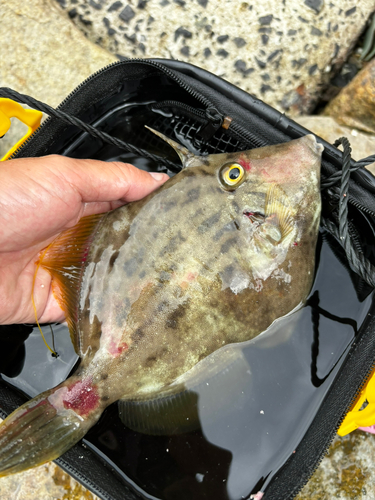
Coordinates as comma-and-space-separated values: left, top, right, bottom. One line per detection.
0, 130, 323, 476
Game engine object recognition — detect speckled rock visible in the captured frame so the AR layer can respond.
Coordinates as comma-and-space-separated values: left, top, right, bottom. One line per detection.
55, 0, 374, 115
0, 418, 99, 500
0, 0, 116, 158
323, 58, 375, 134
294, 115, 375, 174
296, 431, 375, 500
0, 458, 100, 500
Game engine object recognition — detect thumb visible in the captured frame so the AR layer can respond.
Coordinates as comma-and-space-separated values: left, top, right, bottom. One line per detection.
61, 157, 170, 205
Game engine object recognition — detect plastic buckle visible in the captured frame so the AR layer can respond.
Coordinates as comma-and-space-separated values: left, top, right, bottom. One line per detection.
0, 98, 42, 161
338, 368, 375, 436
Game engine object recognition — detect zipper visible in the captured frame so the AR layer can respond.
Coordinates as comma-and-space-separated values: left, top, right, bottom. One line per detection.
7, 58, 264, 160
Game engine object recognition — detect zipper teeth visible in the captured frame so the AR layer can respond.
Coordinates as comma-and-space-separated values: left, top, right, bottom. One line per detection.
349, 197, 375, 218
152, 100, 206, 118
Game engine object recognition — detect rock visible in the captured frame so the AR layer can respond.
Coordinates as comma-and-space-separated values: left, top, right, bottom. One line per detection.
0, 438, 100, 499
323, 58, 375, 134
295, 116, 375, 174
55, 0, 375, 115
296, 431, 375, 500
0, 0, 116, 158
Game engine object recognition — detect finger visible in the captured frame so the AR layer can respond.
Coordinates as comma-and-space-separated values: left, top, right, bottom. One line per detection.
46, 156, 170, 204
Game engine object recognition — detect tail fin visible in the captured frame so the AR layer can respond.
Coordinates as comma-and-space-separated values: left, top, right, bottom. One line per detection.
0, 382, 100, 477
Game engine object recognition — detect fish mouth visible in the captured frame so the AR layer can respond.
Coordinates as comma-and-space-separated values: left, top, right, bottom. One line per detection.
243, 211, 265, 225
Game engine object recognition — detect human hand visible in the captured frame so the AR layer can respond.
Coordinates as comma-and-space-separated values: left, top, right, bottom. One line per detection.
0, 155, 169, 325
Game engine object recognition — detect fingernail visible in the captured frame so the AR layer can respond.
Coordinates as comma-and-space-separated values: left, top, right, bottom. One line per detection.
149, 172, 166, 181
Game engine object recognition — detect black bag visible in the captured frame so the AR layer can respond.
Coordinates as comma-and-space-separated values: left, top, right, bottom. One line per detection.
1, 59, 375, 500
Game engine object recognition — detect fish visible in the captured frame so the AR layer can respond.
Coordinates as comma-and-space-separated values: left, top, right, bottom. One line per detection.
0, 129, 323, 476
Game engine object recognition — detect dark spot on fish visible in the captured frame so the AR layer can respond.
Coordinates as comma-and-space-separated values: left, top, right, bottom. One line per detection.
161, 199, 177, 212
234, 220, 240, 230
145, 355, 157, 367
165, 304, 186, 329
158, 271, 171, 283
213, 221, 236, 241
197, 212, 221, 234
182, 187, 201, 205
94, 248, 104, 262
133, 327, 145, 340
101, 373, 108, 380
109, 251, 120, 270
220, 237, 237, 254
139, 270, 146, 279
123, 257, 138, 277
221, 264, 235, 283
194, 207, 204, 218
231, 199, 240, 212
160, 231, 187, 254
157, 301, 168, 313
101, 395, 110, 402
197, 167, 212, 177
182, 169, 197, 178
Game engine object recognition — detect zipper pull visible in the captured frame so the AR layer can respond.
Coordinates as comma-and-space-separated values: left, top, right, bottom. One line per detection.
196, 107, 229, 142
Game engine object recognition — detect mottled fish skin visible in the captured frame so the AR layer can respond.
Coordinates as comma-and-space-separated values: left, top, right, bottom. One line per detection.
0, 134, 322, 476
75, 134, 322, 405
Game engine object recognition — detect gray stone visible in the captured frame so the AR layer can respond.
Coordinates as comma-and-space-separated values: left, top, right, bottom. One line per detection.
55, 0, 375, 115
294, 116, 375, 173
323, 58, 375, 135
0, 0, 116, 159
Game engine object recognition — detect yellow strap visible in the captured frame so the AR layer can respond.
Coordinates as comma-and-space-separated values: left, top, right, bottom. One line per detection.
338, 367, 375, 436
0, 98, 42, 161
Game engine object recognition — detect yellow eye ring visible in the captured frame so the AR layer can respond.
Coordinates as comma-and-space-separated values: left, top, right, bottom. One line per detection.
222, 163, 245, 187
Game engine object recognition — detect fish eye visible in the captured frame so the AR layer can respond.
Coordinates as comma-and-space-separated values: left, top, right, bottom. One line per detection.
220, 163, 245, 190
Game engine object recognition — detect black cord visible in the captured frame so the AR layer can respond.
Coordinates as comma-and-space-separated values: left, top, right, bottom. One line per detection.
0, 88, 180, 172
321, 137, 375, 288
